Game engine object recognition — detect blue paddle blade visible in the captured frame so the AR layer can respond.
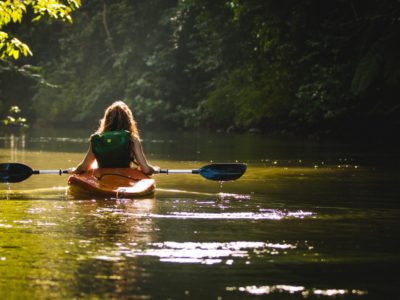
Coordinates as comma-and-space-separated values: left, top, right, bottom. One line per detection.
199, 163, 247, 181
0, 163, 33, 183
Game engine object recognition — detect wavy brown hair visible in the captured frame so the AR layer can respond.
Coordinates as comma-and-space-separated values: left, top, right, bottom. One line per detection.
97, 101, 139, 138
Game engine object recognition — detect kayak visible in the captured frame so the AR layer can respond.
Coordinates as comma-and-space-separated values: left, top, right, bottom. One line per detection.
68, 168, 155, 198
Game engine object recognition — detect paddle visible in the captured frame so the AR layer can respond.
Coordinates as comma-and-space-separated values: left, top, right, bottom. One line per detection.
0, 162, 247, 183
0, 163, 69, 183
160, 163, 247, 181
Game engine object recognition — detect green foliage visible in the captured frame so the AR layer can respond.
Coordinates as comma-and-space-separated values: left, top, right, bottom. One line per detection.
202, 66, 293, 129
2, 0, 400, 137
352, 32, 400, 95
0, 31, 32, 59
0, 0, 81, 59
1, 105, 28, 127
31, 1, 182, 128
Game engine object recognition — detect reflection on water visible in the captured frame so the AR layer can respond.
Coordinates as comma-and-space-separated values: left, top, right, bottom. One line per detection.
226, 285, 368, 297
0, 130, 400, 299
145, 210, 313, 220
97, 240, 298, 265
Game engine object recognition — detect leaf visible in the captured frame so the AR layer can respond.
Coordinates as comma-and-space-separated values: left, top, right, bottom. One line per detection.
32, 15, 42, 22
10, 106, 21, 114
351, 47, 382, 95
12, 49, 20, 60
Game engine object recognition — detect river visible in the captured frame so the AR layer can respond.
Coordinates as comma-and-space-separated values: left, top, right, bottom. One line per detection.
0, 129, 399, 299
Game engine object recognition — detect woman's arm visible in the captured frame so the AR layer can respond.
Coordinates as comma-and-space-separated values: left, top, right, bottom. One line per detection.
132, 137, 160, 175
72, 143, 96, 174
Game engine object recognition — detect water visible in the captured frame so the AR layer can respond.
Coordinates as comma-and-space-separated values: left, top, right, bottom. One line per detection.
0, 130, 399, 299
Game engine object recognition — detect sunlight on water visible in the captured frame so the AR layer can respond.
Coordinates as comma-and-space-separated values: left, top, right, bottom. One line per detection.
156, 188, 215, 196
0, 186, 69, 200
1, 132, 399, 299
226, 285, 368, 297
226, 285, 305, 295
243, 164, 363, 182
92, 241, 297, 265
217, 192, 251, 200
0, 223, 12, 228
13, 219, 33, 224
26, 207, 47, 214
27, 136, 88, 144
36, 221, 57, 226
146, 209, 313, 220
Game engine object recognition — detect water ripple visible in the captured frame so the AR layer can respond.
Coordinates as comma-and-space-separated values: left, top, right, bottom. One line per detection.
93, 241, 298, 265
146, 210, 313, 220
217, 193, 251, 200
226, 285, 368, 297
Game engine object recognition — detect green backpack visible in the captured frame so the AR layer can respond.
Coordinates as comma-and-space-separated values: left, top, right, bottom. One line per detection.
91, 130, 132, 168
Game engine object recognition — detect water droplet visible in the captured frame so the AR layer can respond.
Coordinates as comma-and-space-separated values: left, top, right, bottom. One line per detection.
6, 183, 11, 200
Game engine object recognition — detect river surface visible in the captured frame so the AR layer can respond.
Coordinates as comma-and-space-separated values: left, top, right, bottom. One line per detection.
0, 129, 399, 299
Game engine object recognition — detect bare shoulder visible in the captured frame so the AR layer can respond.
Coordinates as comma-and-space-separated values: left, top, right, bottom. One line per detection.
131, 136, 143, 148
132, 136, 141, 143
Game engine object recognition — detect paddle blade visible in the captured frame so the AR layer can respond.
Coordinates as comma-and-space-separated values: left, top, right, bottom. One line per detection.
199, 163, 247, 181
0, 163, 33, 183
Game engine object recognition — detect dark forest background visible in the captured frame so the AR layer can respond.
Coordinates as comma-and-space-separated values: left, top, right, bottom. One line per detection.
1, 0, 399, 138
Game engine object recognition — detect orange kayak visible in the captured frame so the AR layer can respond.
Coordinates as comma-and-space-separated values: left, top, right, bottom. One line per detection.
68, 168, 155, 198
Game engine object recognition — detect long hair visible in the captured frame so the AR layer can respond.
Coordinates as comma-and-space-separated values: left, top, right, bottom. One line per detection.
97, 101, 139, 138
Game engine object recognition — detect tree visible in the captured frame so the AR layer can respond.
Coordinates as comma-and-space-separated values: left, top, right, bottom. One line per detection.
2, 0, 399, 137
0, 0, 81, 59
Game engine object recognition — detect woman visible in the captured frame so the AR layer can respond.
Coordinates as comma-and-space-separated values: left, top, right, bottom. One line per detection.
73, 101, 159, 175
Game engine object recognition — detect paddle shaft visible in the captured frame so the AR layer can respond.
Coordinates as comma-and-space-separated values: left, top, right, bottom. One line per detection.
40, 169, 199, 175
160, 169, 200, 174
0, 163, 245, 183
33, 169, 70, 175
158, 163, 246, 181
